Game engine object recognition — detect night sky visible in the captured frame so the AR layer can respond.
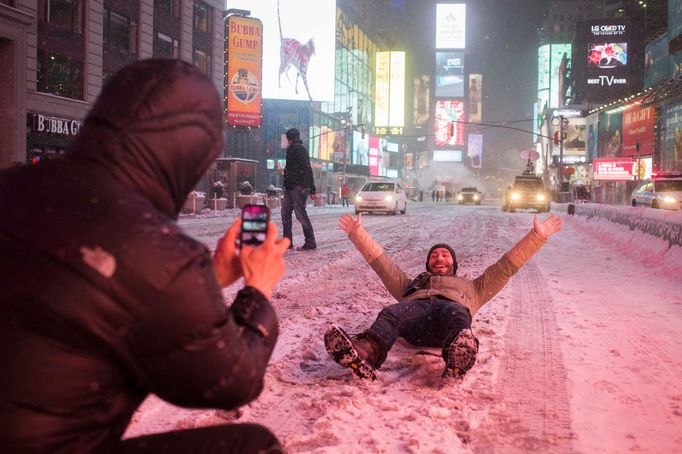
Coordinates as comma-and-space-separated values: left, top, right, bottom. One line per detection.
396, 0, 550, 173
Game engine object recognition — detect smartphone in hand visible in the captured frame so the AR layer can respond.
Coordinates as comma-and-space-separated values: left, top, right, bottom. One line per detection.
240, 204, 269, 249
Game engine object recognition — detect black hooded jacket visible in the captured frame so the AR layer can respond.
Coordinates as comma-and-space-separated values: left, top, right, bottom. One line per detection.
283, 140, 316, 193
0, 60, 278, 452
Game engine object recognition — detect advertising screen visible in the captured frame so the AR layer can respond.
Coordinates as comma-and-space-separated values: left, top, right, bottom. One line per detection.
645, 34, 671, 89
434, 99, 465, 147
669, 0, 682, 42
550, 44, 571, 108
433, 150, 463, 162
622, 105, 654, 157
436, 4, 466, 49
586, 113, 599, 162
227, 0, 335, 101
368, 136, 382, 176
436, 52, 464, 97
661, 102, 682, 171
593, 159, 635, 180
413, 75, 430, 127
469, 74, 482, 123
467, 133, 482, 168
562, 117, 586, 153
574, 19, 640, 102
226, 16, 263, 127
375, 51, 405, 131
598, 110, 623, 158
352, 130, 369, 166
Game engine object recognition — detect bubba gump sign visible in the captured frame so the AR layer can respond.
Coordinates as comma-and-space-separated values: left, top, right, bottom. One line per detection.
29, 113, 83, 137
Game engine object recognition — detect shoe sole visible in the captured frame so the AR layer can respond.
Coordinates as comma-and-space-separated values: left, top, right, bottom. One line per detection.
324, 325, 377, 380
443, 329, 479, 379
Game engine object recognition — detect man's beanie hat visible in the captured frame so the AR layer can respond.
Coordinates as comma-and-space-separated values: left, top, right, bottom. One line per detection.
285, 128, 300, 141
426, 243, 458, 275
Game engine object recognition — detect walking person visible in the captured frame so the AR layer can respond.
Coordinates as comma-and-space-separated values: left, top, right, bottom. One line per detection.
0, 59, 290, 453
281, 128, 317, 251
324, 212, 562, 380
341, 180, 350, 207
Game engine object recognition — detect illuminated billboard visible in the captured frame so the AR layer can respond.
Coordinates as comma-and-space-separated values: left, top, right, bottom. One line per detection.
573, 19, 642, 102
434, 99, 465, 147
227, 0, 335, 101
413, 75, 430, 127
375, 51, 405, 133
550, 44, 571, 108
226, 16, 263, 127
622, 105, 654, 157
469, 74, 482, 123
436, 4, 466, 49
593, 159, 635, 180
467, 133, 482, 168
436, 52, 464, 97
433, 150, 463, 162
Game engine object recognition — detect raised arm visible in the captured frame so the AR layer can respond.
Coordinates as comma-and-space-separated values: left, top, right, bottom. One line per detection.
472, 214, 562, 310
339, 213, 411, 300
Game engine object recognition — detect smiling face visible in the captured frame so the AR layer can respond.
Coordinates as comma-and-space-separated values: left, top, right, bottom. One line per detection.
428, 247, 455, 276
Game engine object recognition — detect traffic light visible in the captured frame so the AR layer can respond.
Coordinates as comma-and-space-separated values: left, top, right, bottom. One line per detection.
448, 122, 455, 138
553, 131, 559, 145
361, 126, 366, 139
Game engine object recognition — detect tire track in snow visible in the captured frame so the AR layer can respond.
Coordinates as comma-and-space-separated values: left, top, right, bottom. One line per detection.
471, 259, 574, 453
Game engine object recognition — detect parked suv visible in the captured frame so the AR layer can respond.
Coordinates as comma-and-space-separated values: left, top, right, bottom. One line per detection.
503, 175, 551, 213
630, 173, 682, 210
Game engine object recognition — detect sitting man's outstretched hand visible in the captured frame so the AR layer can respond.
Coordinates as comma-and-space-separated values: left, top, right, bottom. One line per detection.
339, 213, 362, 234
533, 213, 562, 240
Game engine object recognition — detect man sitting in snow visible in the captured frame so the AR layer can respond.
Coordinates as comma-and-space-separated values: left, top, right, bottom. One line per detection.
325, 213, 562, 380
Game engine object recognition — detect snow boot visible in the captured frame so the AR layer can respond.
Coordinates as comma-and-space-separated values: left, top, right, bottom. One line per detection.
324, 324, 377, 380
442, 329, 479, 379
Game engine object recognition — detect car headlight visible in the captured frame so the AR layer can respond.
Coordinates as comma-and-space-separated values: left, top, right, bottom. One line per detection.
385, 195, 393, 202
457, 194, 463, 200
511, 193, 520, 200
536, 193, 545, 201
473, 194, 479, 200
663, 196, 677, 203
355, 195, 362, 202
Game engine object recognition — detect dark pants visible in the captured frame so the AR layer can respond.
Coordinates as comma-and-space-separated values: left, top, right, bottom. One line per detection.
362, 297, 472, 367
341, 196, 349, 207
282, 185, 316, 247
108, 424, 283, 453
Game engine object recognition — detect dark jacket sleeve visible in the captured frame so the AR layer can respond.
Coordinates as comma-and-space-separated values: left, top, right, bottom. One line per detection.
123, 254, 278, 410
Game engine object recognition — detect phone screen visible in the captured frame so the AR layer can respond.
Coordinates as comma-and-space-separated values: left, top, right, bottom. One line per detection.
240, 204, 269, 249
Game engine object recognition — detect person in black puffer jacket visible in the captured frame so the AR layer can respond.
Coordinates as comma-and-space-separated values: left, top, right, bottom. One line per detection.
281, 128, 317, 251
0, 59, 290, 453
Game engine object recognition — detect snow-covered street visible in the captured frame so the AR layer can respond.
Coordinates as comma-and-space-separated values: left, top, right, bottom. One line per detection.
125, 203, 682, 453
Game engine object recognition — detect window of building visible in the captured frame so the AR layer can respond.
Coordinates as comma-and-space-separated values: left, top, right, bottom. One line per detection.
155, 32, 179, 58
1, 0, 16, 6
104, 9, 138, 53
155, 0, 179, 17
193, 48, 210, 74
37, 49, 83, 99
45, 0, 83, 33
194, 2, 210, 34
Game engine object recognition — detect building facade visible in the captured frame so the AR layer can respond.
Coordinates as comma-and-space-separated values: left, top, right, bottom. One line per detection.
0, 0, 224, 169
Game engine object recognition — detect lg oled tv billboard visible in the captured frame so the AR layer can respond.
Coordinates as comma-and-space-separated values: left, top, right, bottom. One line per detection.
228, 0, 335, 101
573, 19, 643, 103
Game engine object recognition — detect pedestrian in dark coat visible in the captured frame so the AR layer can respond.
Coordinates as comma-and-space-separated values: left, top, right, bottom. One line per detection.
282, 128, 317, 250
0, 59, 289, 453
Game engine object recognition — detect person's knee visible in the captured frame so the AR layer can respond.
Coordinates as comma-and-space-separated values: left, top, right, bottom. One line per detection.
239, 424, 283, 453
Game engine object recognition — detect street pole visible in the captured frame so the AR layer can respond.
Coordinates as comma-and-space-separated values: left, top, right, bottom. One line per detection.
635, 140, 639, 181
558, 115, 565, 192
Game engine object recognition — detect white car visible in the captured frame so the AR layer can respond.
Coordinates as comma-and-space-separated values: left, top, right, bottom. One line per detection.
355, 181, 407, 215
631, 174, 682, 210
457, 187, 483, 205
